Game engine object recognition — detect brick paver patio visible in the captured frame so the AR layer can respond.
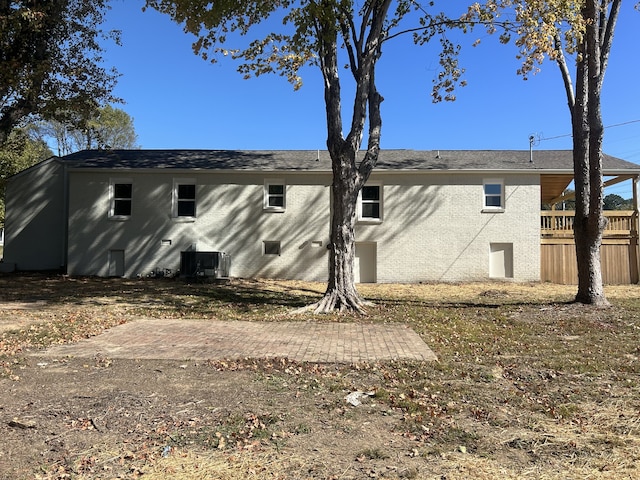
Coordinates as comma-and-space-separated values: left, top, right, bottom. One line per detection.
41, 318, 437, 363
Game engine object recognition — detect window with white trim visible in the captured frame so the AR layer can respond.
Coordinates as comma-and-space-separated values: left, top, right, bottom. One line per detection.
483, 179, 504, 211
173, 178, 196, 218
109, 179, 132, 219
264, 180, 286, 211
358, 183, 382, 221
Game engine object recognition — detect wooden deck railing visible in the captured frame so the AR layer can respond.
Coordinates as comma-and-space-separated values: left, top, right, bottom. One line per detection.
541, 210, 637, 238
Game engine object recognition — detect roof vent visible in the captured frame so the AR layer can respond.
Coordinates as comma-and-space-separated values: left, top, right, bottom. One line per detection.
529, 135, 535, 163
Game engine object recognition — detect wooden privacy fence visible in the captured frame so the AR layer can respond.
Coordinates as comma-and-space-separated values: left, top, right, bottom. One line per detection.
541, 211, 639, 284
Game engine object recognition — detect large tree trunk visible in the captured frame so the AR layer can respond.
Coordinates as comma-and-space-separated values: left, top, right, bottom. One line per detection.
315, 151, 368, 313
308, 0, 389, 313
572, 0, 609, 306
573, 169, 607, 305
556, 0, 619, 307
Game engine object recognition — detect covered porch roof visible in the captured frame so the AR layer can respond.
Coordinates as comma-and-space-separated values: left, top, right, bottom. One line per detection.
542, 173, 640, 206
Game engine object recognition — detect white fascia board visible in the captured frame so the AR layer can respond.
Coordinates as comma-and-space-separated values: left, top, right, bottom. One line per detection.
64, 166, 640, 176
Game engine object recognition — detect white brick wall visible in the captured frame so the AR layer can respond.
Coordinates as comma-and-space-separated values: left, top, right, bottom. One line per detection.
67, 171, 332, 280
65, 169, 540, 282
357, 172, 540, 283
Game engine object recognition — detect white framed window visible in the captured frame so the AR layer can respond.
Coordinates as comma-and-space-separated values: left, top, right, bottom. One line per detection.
358, 183, 382, 222
483, 179, 504, 211
172, 178, 196, 218
263, 240, 281, 256
264, 179, 286, 211
109, 178, 132, 219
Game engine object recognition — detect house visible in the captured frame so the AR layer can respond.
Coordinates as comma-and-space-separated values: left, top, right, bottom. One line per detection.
3, 149, 639, 284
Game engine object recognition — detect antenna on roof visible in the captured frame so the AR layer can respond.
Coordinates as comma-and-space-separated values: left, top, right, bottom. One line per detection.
528, 135, 535, 163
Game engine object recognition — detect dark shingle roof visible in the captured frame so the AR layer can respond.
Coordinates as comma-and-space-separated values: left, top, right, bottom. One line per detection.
59, 149, 640, 174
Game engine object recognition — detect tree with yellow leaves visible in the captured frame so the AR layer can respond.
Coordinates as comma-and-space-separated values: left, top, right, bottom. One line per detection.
466, 0, 627, 305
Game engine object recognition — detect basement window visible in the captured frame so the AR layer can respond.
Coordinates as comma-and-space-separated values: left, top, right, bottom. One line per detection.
263, 241, 281, 256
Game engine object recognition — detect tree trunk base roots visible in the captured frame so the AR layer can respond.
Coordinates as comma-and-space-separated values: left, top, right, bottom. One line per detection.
574, 293, 611, 307
294, 289, 372, 314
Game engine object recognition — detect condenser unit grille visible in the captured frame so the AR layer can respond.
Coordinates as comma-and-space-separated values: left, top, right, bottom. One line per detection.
180, 251, 231, 279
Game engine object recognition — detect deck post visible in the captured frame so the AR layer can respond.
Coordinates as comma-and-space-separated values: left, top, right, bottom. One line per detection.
632, 177, 640, 283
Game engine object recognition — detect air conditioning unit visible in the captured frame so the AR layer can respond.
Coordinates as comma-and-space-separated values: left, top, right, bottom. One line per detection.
180, 251, 231, 280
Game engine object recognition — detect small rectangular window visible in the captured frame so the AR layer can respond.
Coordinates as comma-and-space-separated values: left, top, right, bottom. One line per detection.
177, 184, 196, 216
173, 179, 196, 218
358, 184, 382, 221
483, 180, 504, 210
110, 179, 132, 219
113, 184, 132, 216
263, 241, 281, 256
264, 180, 286, 211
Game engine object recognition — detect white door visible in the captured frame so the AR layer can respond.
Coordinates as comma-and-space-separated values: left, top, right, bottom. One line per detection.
108, 250, 125, 277
355, 242, 376, 283
489, 243, 513, 279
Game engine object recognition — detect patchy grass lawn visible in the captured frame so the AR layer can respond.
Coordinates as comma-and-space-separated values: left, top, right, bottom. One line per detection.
1, 273, 639, 479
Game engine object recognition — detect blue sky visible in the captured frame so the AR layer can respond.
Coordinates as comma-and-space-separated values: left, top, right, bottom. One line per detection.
102, 1, 640, 198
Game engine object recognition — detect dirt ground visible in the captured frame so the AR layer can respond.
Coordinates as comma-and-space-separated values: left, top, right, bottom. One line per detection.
1, 274, 639, 479
2, 356, 430, 479
0, 275, 427, 479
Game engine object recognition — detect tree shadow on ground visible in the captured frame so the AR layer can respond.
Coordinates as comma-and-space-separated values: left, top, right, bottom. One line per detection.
0, 273, 318, 310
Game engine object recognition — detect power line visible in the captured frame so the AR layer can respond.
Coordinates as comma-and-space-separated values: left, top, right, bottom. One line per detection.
539, 119, 640, 142
605, 119, 640, 129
